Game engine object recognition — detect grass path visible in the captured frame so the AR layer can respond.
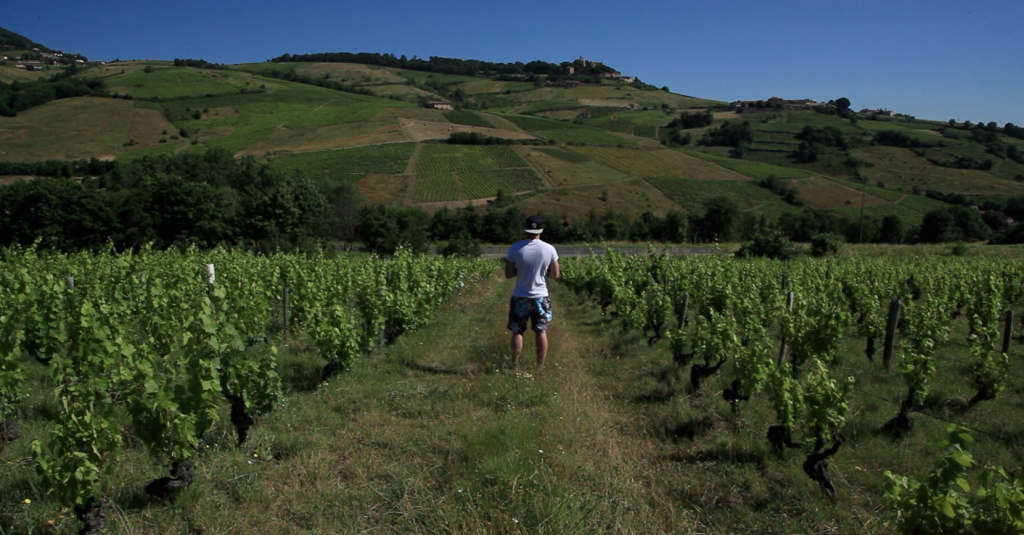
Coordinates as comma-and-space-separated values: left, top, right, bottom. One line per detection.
64, 273, 684, 534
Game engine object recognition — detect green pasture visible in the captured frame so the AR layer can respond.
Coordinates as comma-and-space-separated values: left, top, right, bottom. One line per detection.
645, 176, 795, 217
106, 67, 261, 99
158, 84, 408, 153
679, 148, 810, 180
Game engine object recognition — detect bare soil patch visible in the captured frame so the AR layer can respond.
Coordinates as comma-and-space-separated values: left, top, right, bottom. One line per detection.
398, 119, 535, 142
0, 175, 34, 186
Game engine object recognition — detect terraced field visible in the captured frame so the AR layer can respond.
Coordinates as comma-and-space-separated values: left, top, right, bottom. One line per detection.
271, 143, 415, 183
499, 114, 634, 145
565, 146, 682, 177
410, 145, 546, 201
412, 172, 461, 202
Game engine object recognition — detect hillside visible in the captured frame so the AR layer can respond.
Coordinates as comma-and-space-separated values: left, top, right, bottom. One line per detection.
2, 45, 1024, 244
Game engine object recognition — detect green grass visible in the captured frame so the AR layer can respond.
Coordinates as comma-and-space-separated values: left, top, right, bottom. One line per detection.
517, 100, 583, 114
680, 148, 810, 180
645, 176, 796, 217
443, 110, 495, 128
271, 143, 415, 184
107, 67, 260, 99
156, 84, 409, 153
614, 109, 673, 126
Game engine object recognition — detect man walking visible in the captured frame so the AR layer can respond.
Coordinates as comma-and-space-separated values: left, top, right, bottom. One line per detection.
505, 215, 560, 372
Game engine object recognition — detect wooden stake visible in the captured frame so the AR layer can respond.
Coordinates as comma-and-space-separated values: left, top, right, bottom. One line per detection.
283, 287, 290, 344
883, 298, 902, 371
1003, 309, 1014, 355
678, 293, 690, 329
778, 291, 795, 366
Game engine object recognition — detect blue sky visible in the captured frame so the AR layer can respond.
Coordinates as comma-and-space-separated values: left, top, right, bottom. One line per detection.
6, 0, 1023, 124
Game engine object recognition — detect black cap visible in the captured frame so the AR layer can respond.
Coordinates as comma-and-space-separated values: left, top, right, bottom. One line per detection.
525, 215, 544, 234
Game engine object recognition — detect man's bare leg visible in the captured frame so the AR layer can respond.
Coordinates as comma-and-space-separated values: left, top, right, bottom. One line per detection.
535, 331, 548, 372
510, 332, 524, 370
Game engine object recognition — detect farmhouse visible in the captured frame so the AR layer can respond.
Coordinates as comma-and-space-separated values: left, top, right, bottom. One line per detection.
618, 76, 636, 83
424, 101, 454, 111
563, 80, 582, 88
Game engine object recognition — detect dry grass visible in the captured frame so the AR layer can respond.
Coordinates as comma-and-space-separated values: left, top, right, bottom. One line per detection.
566, 146, 688, 177
354, 173, 413, 204
793, 176, 890, 209
854, 146, 1024, 196
240, 121, 407, 157
398, 119, 534, 142
649, 149, 751, 181
519, 147, 609, 188
0, 97, 139, 161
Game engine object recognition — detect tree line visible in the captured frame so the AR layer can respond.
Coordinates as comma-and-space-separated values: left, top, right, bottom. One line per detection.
269, 52, 618, 77
2, 148, 1022, 254
0, 66, 106, 116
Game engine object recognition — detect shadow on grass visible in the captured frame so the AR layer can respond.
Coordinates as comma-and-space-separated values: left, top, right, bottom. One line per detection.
667, 446, 766, 468
633, 365, 685, 404
402, 361, 462, 376
279, 359, 325, 393
659, 415, 715, 443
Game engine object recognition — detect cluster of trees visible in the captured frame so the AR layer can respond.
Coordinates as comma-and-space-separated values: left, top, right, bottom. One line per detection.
811, 97, 852, 118
270, 52, 617, 77
0, 66, 106, 116
254, 68, 379, 98
172, 58, 228, 70
873, 130, 934, 149
446, 132, 514, 145
0, 149, 337, 252
926, 154, 994, 171
700, 121, 753, 148
667, 110, 713, 130
1003, 123, 1024, 140
0, 158, 116, 177
3, 146, 1021, 253
792, 125, 851, 163
0, 26, 50, 51
758, 175, 805, 206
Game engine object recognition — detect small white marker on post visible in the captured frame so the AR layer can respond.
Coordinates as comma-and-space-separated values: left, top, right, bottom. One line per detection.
205, 264, 215, 285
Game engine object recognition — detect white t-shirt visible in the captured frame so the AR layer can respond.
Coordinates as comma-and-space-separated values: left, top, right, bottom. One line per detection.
506, 238, 559, 298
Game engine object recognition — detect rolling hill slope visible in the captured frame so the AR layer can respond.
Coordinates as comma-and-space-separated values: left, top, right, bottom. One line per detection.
2, 43, 1023, 236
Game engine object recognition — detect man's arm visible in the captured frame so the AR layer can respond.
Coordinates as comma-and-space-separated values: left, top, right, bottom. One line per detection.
546, 260, 560, 280
504, 259, 517, 279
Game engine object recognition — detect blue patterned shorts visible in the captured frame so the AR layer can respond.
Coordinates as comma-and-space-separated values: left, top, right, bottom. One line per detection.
507, 296, 553, 333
